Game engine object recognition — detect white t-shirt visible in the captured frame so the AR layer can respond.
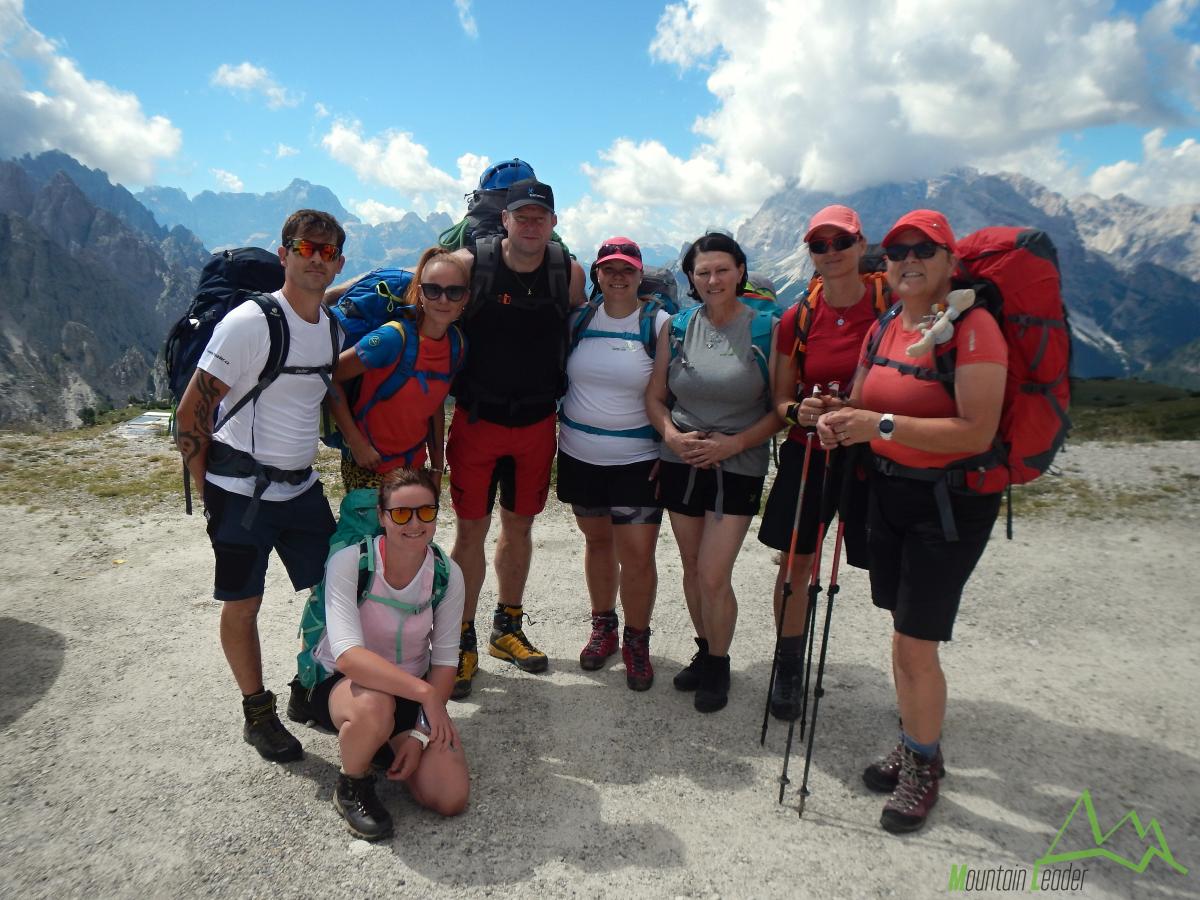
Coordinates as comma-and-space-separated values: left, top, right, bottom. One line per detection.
198, 290, 341, 500
314, 538, 466, 679
559, 305, 669, 466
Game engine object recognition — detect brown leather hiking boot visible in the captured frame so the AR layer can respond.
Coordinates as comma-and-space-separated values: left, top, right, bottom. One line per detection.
880, 746, 941, 834
580, 611, 619, 670
622, 626, 653, 691
863, 740, 946, 793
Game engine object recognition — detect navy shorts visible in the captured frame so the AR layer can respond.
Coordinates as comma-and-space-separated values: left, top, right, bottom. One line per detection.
657, 460, 765, 518
867, 472, 1001, 641
309, 672, 421, 738
203, 480, 335, 601
556, 452, 663, 524
758, 439, 869, 569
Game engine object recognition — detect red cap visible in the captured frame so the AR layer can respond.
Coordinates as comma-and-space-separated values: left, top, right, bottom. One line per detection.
804, 205, 863, 242
882, 209, 957, 254
594, 236, 643, 271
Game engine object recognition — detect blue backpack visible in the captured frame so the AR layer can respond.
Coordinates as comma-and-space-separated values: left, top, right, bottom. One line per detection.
668, 305, 775, 387
569, 297, 663, 360
328, 267, 415, 349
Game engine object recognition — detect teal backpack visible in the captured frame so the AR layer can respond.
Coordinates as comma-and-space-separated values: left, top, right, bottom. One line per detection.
295, 488, 451, 690
668, 304, 775, 386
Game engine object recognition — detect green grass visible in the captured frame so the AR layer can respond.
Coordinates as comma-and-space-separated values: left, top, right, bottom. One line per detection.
1068, 379, 1200, 442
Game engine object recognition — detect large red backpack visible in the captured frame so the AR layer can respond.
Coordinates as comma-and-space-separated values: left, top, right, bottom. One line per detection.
865, 227, 1072, 537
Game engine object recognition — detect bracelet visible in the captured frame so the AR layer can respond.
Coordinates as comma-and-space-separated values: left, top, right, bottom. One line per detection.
407, 729, 429, 749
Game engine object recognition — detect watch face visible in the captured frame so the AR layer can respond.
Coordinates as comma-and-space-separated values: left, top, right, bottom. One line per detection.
879, 416, 895, 436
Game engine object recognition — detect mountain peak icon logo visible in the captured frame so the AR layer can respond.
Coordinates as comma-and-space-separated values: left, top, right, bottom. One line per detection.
1033, 789, 1188, 884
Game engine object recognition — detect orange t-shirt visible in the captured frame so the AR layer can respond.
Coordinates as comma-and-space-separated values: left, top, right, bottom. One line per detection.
354, 332, 452, 471
859, 309, 1007, 469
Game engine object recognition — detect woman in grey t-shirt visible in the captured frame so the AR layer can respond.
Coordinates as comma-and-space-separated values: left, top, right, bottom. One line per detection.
646, 233, 783, 713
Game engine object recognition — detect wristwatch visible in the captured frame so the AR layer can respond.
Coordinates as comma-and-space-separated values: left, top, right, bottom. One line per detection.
878, 413, 896, 441
784, 403, 801, 426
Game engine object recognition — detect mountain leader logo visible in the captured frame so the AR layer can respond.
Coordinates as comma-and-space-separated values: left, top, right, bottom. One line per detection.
947, 789, 1188, 892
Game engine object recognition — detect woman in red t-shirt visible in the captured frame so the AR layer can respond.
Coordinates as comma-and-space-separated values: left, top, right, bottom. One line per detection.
757, 205, 884, 723
819, 209, 1007, 835
330, 247, 469, 491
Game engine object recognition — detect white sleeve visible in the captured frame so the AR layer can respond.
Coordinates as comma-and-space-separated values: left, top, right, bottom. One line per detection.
653, 309, 671, 338
198, 301, 269, 389
428, 558, 466, 669
323, 545, 366, 662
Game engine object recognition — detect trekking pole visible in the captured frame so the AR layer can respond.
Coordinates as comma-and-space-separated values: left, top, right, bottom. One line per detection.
797, 443, 857, 818
760, 424, 816, 747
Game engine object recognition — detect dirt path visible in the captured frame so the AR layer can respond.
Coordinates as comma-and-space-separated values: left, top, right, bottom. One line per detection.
1, 435, 1197, 899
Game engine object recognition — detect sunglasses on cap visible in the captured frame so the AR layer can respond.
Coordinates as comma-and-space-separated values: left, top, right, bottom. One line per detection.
419, 283, 468, 302
883, 241, 943, 262
286, 238, 342, 262
808, 234, 859, 255
597, 241, 641, 261
383, 504, 439, 525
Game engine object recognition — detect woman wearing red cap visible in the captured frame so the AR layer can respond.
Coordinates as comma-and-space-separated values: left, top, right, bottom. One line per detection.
819, 209, 1007, 834
646, 232, 782, 713
757, 205, 886, 722
557, 237, 669, 690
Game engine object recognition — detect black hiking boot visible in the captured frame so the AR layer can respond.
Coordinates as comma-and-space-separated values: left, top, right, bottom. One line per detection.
769, 653, 804, 721
242, 690, 303, 762
694, 654, 731, 713
286, 677, 314, 726
333, 772, 394, 841
673, 637, 710, 692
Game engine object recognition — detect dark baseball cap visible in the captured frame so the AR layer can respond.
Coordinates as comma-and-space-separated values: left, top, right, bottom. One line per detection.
505, 178, 555, 213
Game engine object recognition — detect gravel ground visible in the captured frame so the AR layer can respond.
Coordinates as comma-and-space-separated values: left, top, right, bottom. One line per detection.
0, 435, 1197, 899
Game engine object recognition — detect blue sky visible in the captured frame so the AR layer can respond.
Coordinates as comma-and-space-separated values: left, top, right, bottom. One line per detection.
2, 0, 1198, 254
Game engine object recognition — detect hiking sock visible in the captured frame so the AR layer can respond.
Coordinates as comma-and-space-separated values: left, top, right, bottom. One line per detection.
901, 732, 940, 762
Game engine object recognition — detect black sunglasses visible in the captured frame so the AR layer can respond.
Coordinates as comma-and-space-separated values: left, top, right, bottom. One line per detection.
597, 241, 641, 261
808, 234, 859, 255
419, 283, 468, 302
883, 241, 943, 262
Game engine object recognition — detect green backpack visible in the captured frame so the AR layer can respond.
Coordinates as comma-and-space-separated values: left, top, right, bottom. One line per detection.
295, 488, 452, 690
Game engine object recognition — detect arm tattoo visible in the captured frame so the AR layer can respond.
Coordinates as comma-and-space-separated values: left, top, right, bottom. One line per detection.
177, 372, 222, 467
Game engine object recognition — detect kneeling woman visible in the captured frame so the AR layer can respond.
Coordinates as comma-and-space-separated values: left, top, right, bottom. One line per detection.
310, 468, 469, 840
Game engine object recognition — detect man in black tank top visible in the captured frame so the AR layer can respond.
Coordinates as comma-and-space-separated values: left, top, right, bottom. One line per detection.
445, 178, 585, 698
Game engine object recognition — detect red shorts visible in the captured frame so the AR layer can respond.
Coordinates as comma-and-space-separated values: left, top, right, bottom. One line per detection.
446, 408, 557, 519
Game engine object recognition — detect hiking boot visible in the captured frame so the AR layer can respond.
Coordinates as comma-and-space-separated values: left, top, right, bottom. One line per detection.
242, 690, 303, 762
862, 740, 946, 793
694, 654, 731, 713
580, 610, 619, 671
880, 746, 941, 834
333, 772, 393, 841
672, 637, 710, 692
488, 604, 548, 673
622, 626, 654, 691
769, 654, 804, 721
286, 677, 314, 725
451, 623, 478, 700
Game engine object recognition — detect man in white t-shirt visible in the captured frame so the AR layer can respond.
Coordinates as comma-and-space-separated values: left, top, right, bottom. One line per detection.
175, 209, 346, 762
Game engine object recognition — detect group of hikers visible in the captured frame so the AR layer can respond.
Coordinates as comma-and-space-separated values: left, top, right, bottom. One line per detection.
173, 160, 1025, 842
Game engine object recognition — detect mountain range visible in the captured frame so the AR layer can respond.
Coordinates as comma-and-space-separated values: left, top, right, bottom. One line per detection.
0, 151, 1197, 426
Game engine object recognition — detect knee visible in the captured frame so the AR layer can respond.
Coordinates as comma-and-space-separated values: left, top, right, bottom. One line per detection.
697, 564, 733, 599
893, 634, 940, 679
428, 783, 470, 817
349, 690, 396, 735
220, 596, 262, 625
499, 510, 534, 539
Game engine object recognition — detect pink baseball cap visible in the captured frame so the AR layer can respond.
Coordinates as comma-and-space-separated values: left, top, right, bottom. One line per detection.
882, 209, 958, 254
804, 205, 863, 242
594, 236, 643, 271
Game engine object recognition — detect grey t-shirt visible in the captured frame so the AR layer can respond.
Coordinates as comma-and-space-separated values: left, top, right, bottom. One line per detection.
662, 305, 771, 477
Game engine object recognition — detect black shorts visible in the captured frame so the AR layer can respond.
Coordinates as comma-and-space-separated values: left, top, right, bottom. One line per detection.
203, 480, 335, 601
758, 439, 869, 568
657, 460, 765, 518
867, 472, 1001, 642
556, 452, 662, 524
308, 672, 421, 738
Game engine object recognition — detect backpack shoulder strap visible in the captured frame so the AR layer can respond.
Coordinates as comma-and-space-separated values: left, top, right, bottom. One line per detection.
864, 302, 903, 366
546, 242, 571, 314
749, 309, 775, 386
465, 235, 502, 321
669, 305, 699, 359
355, 537, 375, 604
639, 300, 663, 359
213, 292, 289, 432
430, 543, 451, 608
446, 323, 466, 376
569, 298, 603, 352
356, 319, 416, 420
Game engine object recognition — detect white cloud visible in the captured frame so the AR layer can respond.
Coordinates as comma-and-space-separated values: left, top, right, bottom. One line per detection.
574, 0, 1200, 245
0, 0, 181, 184
455, 0, 479, 38
211, 62, 301, 109
211, 168, 244, 192
1086, 128, 1200, 205
313, 101, 330, 118
321, 120, 477, 213
351, 199, 408, 225
275, 143, 299, 159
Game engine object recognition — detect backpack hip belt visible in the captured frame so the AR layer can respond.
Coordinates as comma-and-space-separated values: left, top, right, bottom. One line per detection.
207, 441, 314, 528
559, 411, 658, 441
871, 449, 1000, 542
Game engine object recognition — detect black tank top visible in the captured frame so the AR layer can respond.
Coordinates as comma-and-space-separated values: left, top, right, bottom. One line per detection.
453, 243, 570, 426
